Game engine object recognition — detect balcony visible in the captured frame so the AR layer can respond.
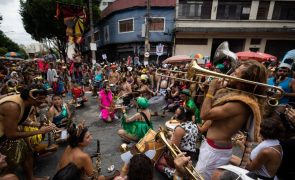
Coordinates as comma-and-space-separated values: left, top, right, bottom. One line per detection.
177, 2, 212, 19
175, 19, 295, 33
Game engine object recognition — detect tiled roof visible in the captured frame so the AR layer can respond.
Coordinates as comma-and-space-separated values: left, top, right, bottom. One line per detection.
101, 0, 176, 18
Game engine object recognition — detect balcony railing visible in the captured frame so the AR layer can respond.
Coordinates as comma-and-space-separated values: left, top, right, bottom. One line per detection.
178, 2, 212, 19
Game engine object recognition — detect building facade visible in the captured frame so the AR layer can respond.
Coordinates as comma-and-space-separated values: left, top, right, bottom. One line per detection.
84, 0, 175, 63
175, 0, 295, 60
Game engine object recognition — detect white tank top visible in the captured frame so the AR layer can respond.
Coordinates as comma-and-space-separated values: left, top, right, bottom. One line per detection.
250, 139, 282, 178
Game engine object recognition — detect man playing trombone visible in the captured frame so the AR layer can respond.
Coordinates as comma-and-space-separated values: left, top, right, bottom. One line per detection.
196, 60, 267, 179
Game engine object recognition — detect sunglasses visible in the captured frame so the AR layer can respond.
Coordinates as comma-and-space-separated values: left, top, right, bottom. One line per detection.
278, 69, 288, 73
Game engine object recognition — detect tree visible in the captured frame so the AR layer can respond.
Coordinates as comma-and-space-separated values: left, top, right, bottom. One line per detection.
0, 30, 28, 59
20, 0, 100, 61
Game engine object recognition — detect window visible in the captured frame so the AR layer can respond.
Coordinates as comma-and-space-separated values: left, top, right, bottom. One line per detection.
94, 31, 100, 41
118, 18, 134, 33
257, 1, 270, 20
272, 1, 295, 20
178, 0, 212, 19
149, 18, 165, 32
250, 38, 261, 45
175, 38, 208, 45
217, 0, 251, 20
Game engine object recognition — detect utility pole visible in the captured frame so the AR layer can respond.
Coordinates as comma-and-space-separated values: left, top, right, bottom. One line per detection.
89, 0, 96, 65
144, 0, 151, 64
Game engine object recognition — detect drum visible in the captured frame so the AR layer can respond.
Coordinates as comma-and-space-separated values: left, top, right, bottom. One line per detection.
135, 129, 165, 164
148, 95, 165, 112
165, 119, 181, 131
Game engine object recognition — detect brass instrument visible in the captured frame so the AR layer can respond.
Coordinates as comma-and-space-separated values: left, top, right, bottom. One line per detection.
188, 60, 284, 103
156, 128, 204, 180
156, 60, 284, 106
213, 41, 238, 74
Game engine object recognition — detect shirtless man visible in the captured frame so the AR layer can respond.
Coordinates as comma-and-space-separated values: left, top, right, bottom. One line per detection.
196, 60, 267, 179
156, 69, 170, 96
118, 77, 132, 98
109, 65, 120, 85
0, 85, 55, 180
118, 77, 132, 106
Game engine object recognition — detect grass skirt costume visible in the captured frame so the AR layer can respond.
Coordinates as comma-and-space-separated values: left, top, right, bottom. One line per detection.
0, 95, 32, 170
121, 113, 153, 140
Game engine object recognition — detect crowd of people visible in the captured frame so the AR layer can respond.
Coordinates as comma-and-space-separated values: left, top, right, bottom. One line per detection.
0, 46, 295, 180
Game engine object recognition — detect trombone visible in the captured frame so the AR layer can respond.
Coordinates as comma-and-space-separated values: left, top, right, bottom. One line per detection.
156, 127, 204, 180
156, 60, 284, 106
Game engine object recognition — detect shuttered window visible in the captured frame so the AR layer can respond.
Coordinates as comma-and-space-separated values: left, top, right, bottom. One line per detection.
149, 18, 165, 32
257, 1, 270, 20
119, 18, 134, 33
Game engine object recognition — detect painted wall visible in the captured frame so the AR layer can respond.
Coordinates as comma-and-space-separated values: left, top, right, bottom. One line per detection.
95, 8, 175, 46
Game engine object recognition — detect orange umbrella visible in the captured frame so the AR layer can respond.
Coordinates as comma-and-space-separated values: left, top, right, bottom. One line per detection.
162, 55, 193, 64
236, 51, 277, 62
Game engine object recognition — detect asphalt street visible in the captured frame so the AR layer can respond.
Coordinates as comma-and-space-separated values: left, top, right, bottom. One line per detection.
31, 93, 242, 179
33, 93, 170, 179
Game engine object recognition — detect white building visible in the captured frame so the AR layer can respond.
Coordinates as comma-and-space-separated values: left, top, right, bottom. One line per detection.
25, 43, 47, 54
174, 0, 295, 60
99, 0, 116, 11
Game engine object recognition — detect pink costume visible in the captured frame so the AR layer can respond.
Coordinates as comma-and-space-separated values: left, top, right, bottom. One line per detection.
99, 90, 114, 121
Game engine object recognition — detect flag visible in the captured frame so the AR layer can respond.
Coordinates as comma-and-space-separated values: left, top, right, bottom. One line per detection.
55, 3, 87, 44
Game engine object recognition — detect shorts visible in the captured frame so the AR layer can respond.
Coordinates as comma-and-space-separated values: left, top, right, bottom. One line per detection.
196, 140, 232, 180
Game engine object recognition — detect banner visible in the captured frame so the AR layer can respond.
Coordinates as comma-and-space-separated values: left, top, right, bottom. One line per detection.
55, 3, 87, 44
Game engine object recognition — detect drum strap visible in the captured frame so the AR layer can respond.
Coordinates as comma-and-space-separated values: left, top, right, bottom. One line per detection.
140, 112, 151, 127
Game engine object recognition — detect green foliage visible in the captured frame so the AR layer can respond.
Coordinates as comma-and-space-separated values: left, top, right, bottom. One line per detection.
20, 0, 65, 41
0, 30, 27, 59
20, 0, 100, 60
0, 47, 8, 56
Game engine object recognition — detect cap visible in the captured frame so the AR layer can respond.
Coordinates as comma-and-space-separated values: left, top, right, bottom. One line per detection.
127, 66, 133, 71
140, 74, 148, 81
279, 58, 293, 70
110, 64, 117, 69
215, 64, 225, 70
180, 89, 190, 96
137, 97, 149, 109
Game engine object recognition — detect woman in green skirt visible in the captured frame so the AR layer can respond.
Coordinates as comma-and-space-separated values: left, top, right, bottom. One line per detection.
118, 97, 153, 143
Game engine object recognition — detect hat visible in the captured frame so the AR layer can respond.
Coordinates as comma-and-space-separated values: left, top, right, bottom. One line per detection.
141, 68, 147, 74
137, 97, 149, 109
110, 64, 117, 69
279, 58, 293, 70
180, 89, 190, 96
127, 66, 133, 71
215, 64, 225, 70
140, 74, 148, 81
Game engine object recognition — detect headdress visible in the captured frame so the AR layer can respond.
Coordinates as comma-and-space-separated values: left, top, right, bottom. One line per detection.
180, 89, 190, 96
137, 97, 149, 109
76, 120, 86, 137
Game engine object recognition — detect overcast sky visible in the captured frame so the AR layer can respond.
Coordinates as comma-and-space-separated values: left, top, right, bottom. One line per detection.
0, 0, 37, 45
